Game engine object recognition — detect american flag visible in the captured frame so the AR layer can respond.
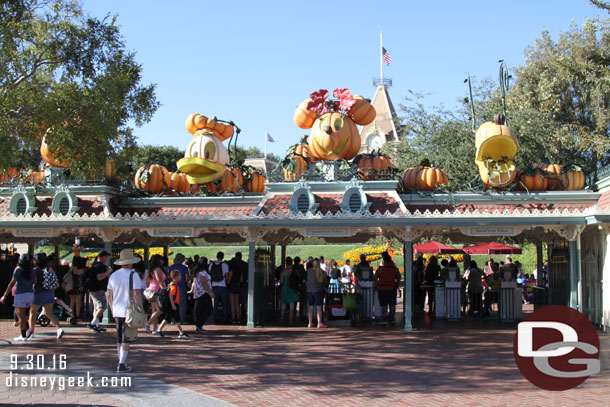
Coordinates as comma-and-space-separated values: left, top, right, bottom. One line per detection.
382, 47, 391, 66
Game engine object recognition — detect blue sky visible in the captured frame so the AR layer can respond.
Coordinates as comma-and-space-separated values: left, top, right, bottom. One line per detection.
82, 0, 604, 158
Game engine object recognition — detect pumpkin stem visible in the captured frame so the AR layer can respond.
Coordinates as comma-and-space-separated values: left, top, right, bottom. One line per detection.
494, 113, 506, 125
419, 158, 431, 167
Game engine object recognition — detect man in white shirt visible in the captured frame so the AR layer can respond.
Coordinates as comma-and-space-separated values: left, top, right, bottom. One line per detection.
340, 259, 352, 283
319, 256, 330, 276
208, 251, 231, 324
107, 249, 143, 373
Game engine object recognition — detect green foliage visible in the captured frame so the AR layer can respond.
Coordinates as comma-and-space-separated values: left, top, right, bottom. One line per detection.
0, 0, 159, 174
125, 144, 184, 173
229, 145, 281, 164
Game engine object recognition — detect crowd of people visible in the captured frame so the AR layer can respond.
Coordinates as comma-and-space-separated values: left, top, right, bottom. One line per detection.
412, 253, 546, 318
0, 245, 541, 372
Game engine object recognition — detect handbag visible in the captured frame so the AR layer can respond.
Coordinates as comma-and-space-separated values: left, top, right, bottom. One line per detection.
125, 271, 147, 329
143, 288, 157, 301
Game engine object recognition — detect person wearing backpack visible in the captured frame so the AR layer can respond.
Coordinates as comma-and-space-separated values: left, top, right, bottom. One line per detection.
374, 252, 402, 325
208, 251, 231, 324
87, 250, 113, 332
168, 253, 190, 326
29, 253, 64, 339
279, 257, 299, 324
66, 256, 86, 323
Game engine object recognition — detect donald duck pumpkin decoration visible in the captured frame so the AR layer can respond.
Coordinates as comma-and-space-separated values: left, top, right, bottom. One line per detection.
177, 113, 234, 184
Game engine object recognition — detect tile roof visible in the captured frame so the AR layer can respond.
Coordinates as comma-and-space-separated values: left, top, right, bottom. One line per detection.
259, 193, 403, 216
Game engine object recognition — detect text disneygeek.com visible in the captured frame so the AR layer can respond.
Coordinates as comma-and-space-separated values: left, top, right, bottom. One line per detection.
5, 371, 132, 390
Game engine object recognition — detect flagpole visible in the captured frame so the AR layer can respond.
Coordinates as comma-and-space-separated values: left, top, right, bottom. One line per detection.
264, 128, 267, 160
380, 31, 383, 85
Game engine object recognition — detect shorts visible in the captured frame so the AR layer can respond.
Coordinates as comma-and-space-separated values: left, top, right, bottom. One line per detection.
378, 289, 397, 307
228, 284, 241, 295
33, 290, 54, 306
307, 290, 324, 307
90, 290, 107, 310
115, 317, 136, 344
163, 304, 180, 323
13, 292, 34, 308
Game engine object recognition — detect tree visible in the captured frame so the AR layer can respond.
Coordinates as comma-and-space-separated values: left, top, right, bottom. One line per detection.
0, 0, 159, 174
126, 144, 184, 173
228, 145, 281, 164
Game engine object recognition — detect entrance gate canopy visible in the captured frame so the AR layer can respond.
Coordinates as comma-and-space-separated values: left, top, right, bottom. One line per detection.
463, 241, 522, 255
413, 241, 463, 255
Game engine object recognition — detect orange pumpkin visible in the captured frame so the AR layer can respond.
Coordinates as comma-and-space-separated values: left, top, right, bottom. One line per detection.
40, 137, 69, 168
402, 166, 449, 191
563, 165, 586, 190
348, 95, 376, 125
185, 113, 234, 141
246, 171, 266, 193
169, 172, 190, 193
134, 164, 171, 194
517, 168, 548, 191
26, 171, 45, 184
190, 182, 217, 194
219, 168, 245, 192
294, 99, 317, 129
537, 164, 564, 190
308, 112, 360, 161
0, 168, 20, 182
356, 153, 392, 180
283, 155, 307, 182
293, 136, 318, 162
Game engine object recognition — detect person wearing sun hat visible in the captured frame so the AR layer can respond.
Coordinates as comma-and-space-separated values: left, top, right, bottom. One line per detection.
107, 249, 143, 373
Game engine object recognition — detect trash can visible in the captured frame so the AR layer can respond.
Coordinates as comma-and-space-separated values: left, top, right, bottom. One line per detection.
500, 281, 516, 322
358, 281, 374, 320
445, 281, 461, 320
435, 282, 445, 319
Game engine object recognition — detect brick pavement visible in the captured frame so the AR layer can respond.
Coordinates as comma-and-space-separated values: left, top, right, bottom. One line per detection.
0, 314, 608, 406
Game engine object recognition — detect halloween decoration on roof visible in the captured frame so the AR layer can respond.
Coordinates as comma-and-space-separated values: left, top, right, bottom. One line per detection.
294, 88, 376, 161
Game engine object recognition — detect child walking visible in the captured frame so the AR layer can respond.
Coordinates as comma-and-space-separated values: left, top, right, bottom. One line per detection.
156, 269, 188, 338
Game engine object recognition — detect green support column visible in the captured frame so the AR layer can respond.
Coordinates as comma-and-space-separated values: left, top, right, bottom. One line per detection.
403, 240, 413, 331
247, 241, 256, 328
280, 245, 287, 269
569, 239, 581, 311
143, 245, 150, 270
102, 241, 112, 324
270, 245, 276, 270
54, 245, 60, 263
27, 244, 34, 256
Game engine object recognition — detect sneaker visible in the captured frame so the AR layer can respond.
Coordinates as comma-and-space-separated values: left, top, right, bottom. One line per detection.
307, 323, 315, 328
25, 328, 33, 339
56, 328, 64, 339
317, 323, 328, 328
195, 327, 207, 334
117, 364, 132, 373
13, 336, 27, 342
376, 319, 388, 325
97, 325, 107, 332
178, 333, 189, 339
157, 331, 165, 337
87, 323, 101, 332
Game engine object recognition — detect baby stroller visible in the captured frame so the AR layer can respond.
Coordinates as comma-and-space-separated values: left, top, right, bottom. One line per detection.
37, 297, 79, 326
326, 279, 349, 321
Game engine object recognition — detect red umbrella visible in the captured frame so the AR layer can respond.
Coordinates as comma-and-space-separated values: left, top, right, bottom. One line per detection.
462, 241, 522, 255
414, 241, 464, 255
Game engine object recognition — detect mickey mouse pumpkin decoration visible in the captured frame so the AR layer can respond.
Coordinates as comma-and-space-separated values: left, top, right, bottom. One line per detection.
294, 89, 376, 161
177, 113, 233, 184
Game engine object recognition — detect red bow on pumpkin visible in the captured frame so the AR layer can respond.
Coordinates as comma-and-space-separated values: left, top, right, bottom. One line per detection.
306, 88, 355, 116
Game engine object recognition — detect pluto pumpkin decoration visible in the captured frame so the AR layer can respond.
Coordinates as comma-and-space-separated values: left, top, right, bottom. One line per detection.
177, 113, 232, 184
475, 114, 519, 189
294, 89, 376, 161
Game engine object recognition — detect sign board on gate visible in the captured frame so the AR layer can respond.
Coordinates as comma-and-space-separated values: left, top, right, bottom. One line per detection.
305, 227, 350, 237
464, 227, 517, 236
14, 228, 53, 237
150, 227, 195, 237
